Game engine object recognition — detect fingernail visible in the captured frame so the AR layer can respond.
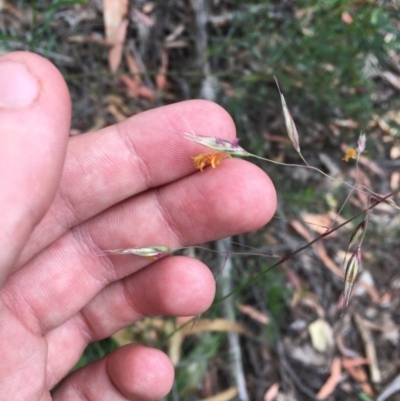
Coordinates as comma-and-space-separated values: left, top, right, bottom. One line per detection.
0, 61, 39, 108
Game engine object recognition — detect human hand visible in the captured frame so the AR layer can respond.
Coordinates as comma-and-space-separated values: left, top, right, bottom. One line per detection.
0, 52, 276, 400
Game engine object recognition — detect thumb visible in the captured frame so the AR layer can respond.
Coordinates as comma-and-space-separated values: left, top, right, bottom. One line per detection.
0, 52, 71, 284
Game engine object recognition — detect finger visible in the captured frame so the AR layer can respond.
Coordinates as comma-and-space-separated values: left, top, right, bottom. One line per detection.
3, 159, 275, 334
17, 100, 236, 266
52, 344, 174, 401
0, 51, 70, 282
45, 256, 214, 384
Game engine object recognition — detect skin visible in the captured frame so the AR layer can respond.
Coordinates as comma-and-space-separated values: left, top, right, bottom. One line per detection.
0, 51, 277, 401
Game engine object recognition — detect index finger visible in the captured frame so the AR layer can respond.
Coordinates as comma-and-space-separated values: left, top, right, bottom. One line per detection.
16, 100, 237, 267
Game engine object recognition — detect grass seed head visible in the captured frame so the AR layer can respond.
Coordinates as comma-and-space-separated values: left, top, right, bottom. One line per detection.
357, 132, 366, 154
343, 248, 361, 309
183, 132, 250, 157
349, 220, 366, 248
274, 76, 301, 153
110, 246, 171, 260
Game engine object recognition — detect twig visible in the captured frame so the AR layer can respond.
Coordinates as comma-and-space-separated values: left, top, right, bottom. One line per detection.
216, 190, 399, 303
353, 313, 382, 385
190, 0, 218, 101
377, 374, 400, 401
276, 341, 320, 401
218, 238, 249, 401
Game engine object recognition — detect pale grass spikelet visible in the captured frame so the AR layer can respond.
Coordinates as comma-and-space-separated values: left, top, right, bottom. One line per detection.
274, 76, 301, 153
108, 245, 171, 260
183, 132, 251, 157
343, 148, 357, 162
357, 132, 366, 154
342, 220, 366, 270
348, 220, 366, 248
343, 248, 361, 309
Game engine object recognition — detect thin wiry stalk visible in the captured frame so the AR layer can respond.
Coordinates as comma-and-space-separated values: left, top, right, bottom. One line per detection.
215, 190, 399, 304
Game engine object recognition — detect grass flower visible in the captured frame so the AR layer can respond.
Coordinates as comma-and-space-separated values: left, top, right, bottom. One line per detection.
357, 132, 366, 154
343, 148, 357, 162
192, 152, 232, 172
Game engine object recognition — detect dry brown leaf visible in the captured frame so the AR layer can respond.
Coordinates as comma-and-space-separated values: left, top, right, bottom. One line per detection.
289, 220, 344, 278
137, 85, 156, 101
381, 71, 400, 90
354, 313, 382, 384
316, 357, 341, 399
183, 318, 247, 336
104, 0, 128, 42
263, 383, 280, 401
120, 74, 140, 97
108, 18, 128, 72
165, 320, 183, 365
341, 12, 353, 24
285, 269, 303, 291
290, 220, 313, 242
315, 242, 344, 278
358, 281, 380, 303
125, 51, 142, 84
390, 171, 400, 190
264, 132, 291, 145
87, 116, 106, 132
298, 294, 325, 318
104, 0, 128, 72
342, 361, 374, 397
132, 8, 155, 27
342, 357, 370, 369
237, 303, 270, 324
156, 49, 169, 91
332, 118, 358, 128
300, 213, 334, 236
142, 3, 155, 14
177, 316, 195, 325
3, 2, 22, 18
120, 75, 155, 101
107, 103, 127, 122
200, 387, 238, 401
358, 155, 385, 177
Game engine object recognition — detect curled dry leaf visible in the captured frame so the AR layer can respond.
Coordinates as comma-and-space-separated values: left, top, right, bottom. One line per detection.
108, 18, 128, 72
316, 357, 341, 399
156, 49, 169, 91
104, 0, 128, 42
132, 7, 155, 27
120, 74, 139, 97
125, 51, 142, 84
341, 11, 353, 24
289, 220, 344, 278
237, 303, 270, 325
104, 0, 128, 72
263, 383, 280, 401
300, 212, 336, 236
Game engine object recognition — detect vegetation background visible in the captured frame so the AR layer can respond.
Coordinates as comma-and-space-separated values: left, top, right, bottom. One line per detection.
1, 1, 400, 400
